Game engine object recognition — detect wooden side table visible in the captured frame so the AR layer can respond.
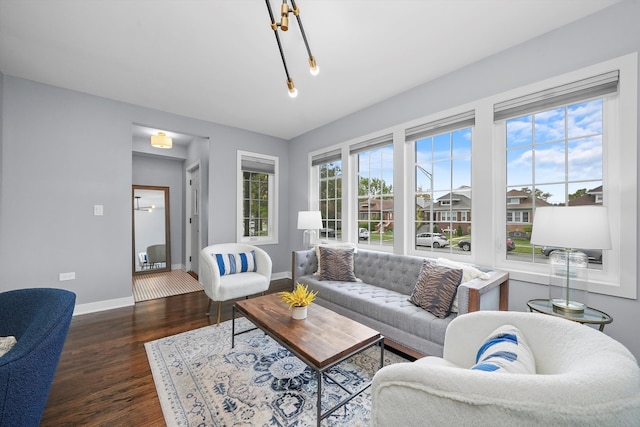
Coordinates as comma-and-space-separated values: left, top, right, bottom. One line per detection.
527, 299, 613, 331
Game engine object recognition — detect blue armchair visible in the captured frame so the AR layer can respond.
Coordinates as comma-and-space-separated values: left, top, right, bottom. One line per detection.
0, 288, 76, 427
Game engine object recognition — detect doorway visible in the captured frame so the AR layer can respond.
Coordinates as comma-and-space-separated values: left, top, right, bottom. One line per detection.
186, 163, 201, 276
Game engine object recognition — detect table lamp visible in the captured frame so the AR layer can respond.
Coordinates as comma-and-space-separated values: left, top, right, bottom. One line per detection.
297, 211, 322, 249
530, 206, 611, 314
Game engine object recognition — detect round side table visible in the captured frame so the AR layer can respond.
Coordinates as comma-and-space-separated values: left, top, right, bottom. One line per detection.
527, 299, 613, 331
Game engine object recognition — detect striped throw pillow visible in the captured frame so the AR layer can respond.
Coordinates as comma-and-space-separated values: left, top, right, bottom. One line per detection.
470, 324, 536, 374
214, 251, 257, 276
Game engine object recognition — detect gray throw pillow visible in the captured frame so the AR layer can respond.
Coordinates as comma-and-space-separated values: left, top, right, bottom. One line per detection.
318, 246, 357, 282
409, 260, 463, 318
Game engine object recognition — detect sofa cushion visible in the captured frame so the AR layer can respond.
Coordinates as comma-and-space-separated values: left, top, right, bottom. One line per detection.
409, 261, 463, 318
470, 324, 536, 374
318, 246, 357, 282
214, 251, 257, 276
300, 276, 452, 345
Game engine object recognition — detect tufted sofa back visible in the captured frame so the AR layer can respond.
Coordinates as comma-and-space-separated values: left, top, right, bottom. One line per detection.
354, 250, 425, 294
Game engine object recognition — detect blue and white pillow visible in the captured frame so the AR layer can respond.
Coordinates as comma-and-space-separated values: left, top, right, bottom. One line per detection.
470, 324, 536, 374
214, 251, 257, 276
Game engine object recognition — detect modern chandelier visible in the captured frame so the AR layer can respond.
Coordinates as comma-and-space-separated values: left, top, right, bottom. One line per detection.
265, 0, 319, 98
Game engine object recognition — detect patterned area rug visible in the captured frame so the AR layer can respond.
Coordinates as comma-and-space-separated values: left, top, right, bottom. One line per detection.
133, 270, 203, 302
145, 318, 408, 426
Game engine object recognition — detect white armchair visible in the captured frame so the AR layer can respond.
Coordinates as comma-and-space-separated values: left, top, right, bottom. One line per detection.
199, 243, 272, 324
371, 310, 640, 427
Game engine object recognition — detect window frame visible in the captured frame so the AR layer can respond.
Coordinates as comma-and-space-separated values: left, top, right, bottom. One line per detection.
236, 150, 279, 245
305, 53, 637, 300
491, 53, 637, 299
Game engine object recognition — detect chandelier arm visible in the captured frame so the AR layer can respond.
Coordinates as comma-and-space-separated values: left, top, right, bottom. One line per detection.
290, 0, 314, 59
265, 0, 292, 81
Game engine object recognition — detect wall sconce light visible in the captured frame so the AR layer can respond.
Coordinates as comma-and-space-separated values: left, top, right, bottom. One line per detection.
151, 131, 172, 149
265, 0, 319, 98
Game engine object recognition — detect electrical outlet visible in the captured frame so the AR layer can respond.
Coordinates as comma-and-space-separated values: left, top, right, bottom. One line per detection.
94, 205, 104, 216
59, 272, 76, 281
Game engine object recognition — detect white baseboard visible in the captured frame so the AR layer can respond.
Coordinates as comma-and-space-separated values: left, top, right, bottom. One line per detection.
272, 271, 291, 280
73, 296, 134, 316
73, 271, 291, 316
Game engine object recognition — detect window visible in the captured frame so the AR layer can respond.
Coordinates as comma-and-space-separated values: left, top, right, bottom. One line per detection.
351, 135, 394, 247
493, 54, 638, 300
407, 111, 474, 254
237, 151, 278, 244
501, 73, 613, 267
313, 149, 342, 241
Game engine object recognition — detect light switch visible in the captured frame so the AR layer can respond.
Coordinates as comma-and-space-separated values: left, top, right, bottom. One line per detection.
94, 205, 104, 216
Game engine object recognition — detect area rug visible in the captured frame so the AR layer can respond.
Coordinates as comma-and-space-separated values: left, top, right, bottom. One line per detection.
133, 270, 203, 302
145, 318, 409, 426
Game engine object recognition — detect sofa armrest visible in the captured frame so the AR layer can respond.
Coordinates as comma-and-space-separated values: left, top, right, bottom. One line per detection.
291, 249, 318, 284
456, 270, 509, 315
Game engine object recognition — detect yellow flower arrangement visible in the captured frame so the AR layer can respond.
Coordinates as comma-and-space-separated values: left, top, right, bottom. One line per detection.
279, 283, 318, 309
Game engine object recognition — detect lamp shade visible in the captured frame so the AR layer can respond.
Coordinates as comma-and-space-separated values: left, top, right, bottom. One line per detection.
151, 132, 172, 149
530, 206, 611, 250
297, 211, 322, 230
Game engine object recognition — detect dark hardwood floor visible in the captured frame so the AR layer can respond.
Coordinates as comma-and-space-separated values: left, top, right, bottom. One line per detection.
41, 279, 292, 426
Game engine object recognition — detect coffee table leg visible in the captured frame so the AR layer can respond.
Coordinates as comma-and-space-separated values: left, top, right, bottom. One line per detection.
379, 339, 384, 370
231, 305, 236, 348
316, 369, 322, 426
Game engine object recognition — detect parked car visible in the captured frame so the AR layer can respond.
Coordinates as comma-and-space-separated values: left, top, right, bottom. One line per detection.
359, 228, 370, 240
540, 246, 602, 263
457, 238, 516, 252
319, 228, 335, 237
416, 233, 448, 248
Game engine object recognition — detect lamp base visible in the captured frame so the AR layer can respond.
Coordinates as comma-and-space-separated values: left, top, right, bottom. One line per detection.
551, 298, 585, 314
302, 229, 317, 249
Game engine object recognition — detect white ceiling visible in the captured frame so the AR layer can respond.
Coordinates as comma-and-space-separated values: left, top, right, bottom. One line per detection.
0, 0, 621, 140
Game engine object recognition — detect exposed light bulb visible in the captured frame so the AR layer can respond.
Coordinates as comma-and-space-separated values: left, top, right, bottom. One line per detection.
309, 56, 319, 76
287, 78, 298, 98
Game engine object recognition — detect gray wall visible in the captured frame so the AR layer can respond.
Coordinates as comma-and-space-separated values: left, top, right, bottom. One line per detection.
0, 76, 290, 307
289, 0, 640, 359
132, 154, 184, 269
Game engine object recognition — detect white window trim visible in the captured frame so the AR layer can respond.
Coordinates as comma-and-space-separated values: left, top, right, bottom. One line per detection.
236, 150, 279, 245
305, 53, 637, 301
491, 53, 637, 300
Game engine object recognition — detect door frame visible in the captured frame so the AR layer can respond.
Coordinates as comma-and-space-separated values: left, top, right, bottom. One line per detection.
185, 161, 201, 274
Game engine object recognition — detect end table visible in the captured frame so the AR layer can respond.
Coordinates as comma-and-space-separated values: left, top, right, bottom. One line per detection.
527, 299, 613, 331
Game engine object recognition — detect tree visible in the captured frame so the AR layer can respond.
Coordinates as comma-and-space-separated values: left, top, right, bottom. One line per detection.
359, 177, 393, 197
569, 188, 588, 200
519, 187, 552, 201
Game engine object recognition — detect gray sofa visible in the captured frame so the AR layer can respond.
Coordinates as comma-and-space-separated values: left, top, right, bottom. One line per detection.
292, 248, 509, 357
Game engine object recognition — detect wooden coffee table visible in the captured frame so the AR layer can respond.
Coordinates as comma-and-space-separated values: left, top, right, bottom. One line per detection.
232, 294, 384, 426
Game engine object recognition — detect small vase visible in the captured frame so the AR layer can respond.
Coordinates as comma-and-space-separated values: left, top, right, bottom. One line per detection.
291, 305, 308, 320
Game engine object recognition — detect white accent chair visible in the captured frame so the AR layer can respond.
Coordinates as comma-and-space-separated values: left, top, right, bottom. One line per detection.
199, 243, 272, 324
371, 310, 640, 427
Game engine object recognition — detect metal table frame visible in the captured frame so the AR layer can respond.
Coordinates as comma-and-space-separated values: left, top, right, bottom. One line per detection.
232, 305, 384, 426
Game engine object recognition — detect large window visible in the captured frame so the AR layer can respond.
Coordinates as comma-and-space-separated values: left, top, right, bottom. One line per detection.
237, 151, 278, 245
313, 149, 342, 241
501, 73, 613, 268
352, 135, 394, 247
408, 112, 474, 254
305, 53, 636, 300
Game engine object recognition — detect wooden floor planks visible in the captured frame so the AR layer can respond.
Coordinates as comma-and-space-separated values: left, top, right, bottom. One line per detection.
41, 279, 292, 426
